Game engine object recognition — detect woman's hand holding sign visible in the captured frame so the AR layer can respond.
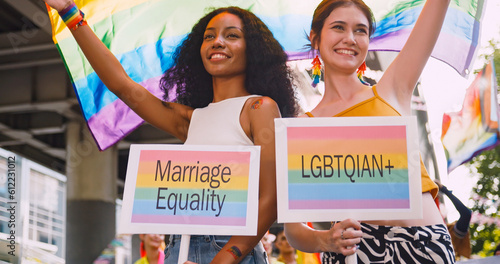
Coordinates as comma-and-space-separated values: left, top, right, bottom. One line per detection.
285, 219, 361, 256
324, 220, 362, 256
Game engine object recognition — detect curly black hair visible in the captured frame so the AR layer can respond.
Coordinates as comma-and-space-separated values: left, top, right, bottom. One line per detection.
160, 6, 298, 117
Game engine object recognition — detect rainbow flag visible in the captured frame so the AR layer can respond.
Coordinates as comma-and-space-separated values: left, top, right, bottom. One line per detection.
47, 0, 485, 150
441, 60, 500, 172
297, 250, 321, 264
297, 222, 321, 264
368, 0, 486, 77
286, 125, 411, 210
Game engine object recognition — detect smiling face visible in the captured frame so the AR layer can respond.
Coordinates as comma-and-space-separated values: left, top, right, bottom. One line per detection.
314, 5, 369, 74
200, 12, 247, 78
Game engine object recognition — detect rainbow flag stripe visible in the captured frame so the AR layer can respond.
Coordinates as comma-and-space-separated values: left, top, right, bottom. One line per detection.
47, 0, 485, 150
130, 149, 251, 225
286, 125, 411, 210
441, 60, 500, 172
369, 0, 485, 77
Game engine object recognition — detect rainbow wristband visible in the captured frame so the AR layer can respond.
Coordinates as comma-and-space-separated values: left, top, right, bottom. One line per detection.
59, 2, 86, 30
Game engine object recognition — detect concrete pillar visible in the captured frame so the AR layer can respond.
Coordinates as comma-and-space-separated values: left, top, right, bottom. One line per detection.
65, 121, 117, 263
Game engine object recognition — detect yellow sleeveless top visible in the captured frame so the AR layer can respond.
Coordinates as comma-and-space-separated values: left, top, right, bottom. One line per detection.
306, 86, 438, 198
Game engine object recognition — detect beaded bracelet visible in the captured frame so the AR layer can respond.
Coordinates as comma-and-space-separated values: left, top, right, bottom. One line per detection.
59, 2, 87, 30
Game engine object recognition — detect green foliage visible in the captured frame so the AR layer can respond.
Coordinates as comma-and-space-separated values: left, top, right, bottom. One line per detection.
469, 146, 500, 256
468, 39, 500, 257
478, 39, 500, 87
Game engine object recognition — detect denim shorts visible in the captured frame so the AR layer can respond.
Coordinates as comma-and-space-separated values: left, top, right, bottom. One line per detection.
164, 235, 268, 264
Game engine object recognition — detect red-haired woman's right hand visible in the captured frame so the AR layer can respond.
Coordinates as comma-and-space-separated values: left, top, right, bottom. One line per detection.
321, 219, 362, 256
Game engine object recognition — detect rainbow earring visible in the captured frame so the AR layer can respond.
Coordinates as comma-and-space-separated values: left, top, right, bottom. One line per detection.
311, 55, 321, 87
357, 61, 370, 85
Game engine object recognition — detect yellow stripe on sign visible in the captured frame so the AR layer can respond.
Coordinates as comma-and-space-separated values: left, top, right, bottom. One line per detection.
136, 161, 250, 177
135, 173, 250, 190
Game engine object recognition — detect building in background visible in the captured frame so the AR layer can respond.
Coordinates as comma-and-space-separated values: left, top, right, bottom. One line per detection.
0, 148, 66, 263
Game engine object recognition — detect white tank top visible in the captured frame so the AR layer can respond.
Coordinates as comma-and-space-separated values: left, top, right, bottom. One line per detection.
184, 95, 259, 146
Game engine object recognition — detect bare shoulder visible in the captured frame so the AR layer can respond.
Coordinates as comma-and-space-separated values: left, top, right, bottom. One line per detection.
245, 96, 281, 149
239, 96, 280, 143
247, 96, 278, 109
246, 96, 280, 118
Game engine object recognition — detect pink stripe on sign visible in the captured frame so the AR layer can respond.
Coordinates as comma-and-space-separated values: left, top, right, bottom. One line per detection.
289, 199, 410, 210
131, 214, 247, 226
139, 150, 251, 163
287, 126, 406, 140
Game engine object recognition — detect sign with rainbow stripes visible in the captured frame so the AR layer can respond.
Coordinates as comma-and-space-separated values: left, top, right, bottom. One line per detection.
275, 116, 422, 222
119, 144, 260, 235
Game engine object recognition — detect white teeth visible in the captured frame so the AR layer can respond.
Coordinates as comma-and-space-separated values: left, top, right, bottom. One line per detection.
336, 49, 355, 55
211, 54, 228, 59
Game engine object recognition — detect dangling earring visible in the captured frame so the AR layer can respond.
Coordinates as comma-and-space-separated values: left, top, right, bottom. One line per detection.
311, 55, 321, 87
357, 61, 369, 85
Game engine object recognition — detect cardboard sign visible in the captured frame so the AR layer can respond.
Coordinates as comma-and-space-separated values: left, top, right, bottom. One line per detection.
119, 144, 260, 235
275, 116, 422, 222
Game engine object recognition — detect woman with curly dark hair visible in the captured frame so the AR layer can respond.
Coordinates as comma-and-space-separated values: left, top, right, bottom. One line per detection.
161, 7, 297, 119
44, 0, 298, 263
